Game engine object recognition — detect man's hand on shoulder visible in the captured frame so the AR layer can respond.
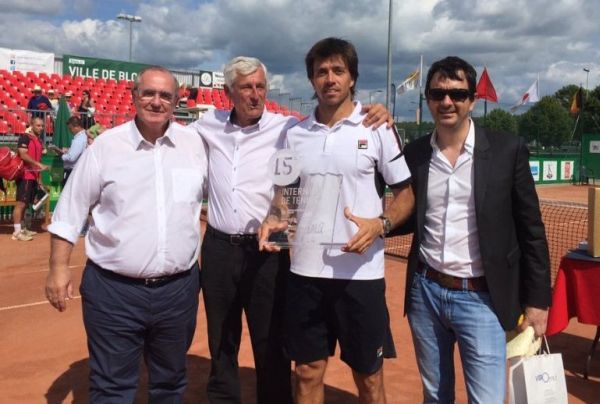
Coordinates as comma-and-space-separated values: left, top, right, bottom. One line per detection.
361, 103, 394, 129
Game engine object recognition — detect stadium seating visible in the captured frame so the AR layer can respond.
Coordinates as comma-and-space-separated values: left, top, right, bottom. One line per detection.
0, 70, 298, 136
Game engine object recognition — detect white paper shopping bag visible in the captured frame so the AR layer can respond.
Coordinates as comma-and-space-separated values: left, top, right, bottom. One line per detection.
508, 337, 568, 404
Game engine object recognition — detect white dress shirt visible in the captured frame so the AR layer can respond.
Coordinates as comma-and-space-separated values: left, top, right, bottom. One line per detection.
286, 102, 412, 280
49, 120, 208, 278
420, 120, 483, 278
190, 109, 298, 234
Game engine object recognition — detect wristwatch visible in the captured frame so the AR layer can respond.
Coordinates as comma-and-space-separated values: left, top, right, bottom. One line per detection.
379, 215, 392, 236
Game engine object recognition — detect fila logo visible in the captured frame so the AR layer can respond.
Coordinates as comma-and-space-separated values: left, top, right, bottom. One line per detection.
358, 139, 368, 149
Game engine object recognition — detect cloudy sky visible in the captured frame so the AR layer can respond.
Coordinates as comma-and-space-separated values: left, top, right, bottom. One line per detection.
0, 0, 599, 120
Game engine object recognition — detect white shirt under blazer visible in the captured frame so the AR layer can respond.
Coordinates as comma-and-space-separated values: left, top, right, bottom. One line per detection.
49, 120, 208, 278
286, 101, 411, 280
419, 120, 484, 278
190, 109, 298, 235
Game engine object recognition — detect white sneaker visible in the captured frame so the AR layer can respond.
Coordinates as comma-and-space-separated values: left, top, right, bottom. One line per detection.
21, 228, 38, 237
11, 231, 33, 241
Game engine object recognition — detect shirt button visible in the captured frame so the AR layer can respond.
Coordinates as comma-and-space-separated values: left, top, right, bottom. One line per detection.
234, 209, 237, 213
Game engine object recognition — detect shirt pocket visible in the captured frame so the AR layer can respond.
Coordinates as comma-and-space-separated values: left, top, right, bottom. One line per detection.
171, 168, 203, 203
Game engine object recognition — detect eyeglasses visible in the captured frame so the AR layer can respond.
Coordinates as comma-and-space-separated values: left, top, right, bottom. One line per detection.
137, 89, 175, 104
427, 88, 472, 102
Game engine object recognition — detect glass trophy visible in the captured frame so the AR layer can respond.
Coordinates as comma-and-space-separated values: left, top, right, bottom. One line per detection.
267, 149, 346, 249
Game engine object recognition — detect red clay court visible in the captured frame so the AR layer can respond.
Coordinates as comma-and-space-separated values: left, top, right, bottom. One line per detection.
0, 184, 598, 403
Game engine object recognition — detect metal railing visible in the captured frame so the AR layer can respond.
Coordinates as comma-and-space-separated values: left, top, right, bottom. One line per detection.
0, 106, 135, 144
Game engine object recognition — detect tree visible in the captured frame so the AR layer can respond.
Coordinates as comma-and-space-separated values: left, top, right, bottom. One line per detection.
554, 84, 580, 111
396, 121, 435, 143
554, 84, 600, 134
474, 108, 518, 133
518, 96, 572, 147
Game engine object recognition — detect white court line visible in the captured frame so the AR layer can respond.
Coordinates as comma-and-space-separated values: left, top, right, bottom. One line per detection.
0, 296, 81, 312
3, 264, 84, 276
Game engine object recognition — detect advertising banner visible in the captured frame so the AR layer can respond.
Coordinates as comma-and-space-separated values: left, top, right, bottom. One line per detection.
63, 54, 149, 81
0, 47, 54, 73
199, 70, 224, 88
529, 161, 540, 182
212, 72, 224, 89
561, 161, 574, 181
543, 161, 557, 181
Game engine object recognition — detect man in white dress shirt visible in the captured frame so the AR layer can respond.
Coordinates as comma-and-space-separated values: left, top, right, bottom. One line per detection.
190, 56, 392, 404
45, 66, 207, 402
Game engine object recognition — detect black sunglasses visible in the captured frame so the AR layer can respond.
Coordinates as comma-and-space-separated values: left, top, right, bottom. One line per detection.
428, 88, 472, 102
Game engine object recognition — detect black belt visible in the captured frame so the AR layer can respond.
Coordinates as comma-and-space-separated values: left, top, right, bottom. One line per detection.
89, 260, 193, 288
206, 224, 257, 246
416, 261, 488, 292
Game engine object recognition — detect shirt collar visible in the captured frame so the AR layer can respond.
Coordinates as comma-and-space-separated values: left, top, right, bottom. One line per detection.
226, 107, 269, 131
129, 118, 176, 149
430, 119, 475, 154
306, 100, 363, 129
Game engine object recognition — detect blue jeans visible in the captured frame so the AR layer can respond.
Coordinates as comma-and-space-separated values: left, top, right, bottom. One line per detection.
407, 269, 506, 404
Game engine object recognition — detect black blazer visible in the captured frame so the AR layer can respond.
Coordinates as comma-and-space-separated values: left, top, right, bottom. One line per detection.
398, 126, 551, 330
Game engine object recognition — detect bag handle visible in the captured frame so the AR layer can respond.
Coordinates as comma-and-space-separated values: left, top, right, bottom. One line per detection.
538, 335, 551, 355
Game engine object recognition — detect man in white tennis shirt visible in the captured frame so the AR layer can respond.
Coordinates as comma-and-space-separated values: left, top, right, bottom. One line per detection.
260, 37, 414, 404
45, 66, 207, 402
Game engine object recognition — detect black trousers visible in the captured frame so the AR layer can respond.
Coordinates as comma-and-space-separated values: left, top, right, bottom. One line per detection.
201, 227, 292, 404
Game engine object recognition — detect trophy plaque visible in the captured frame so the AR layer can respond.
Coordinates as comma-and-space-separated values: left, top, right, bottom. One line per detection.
267, 149, 345, 249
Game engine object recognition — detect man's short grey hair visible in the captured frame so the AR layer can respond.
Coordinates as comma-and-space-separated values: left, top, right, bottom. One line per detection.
132, 66, 179, 94
223, 57, 268, 88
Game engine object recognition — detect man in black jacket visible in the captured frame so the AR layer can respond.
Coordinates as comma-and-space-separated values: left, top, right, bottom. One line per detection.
399, 56, 551, 403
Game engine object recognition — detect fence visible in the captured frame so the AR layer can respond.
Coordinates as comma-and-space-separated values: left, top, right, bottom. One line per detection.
0, 107, 134, 143
383, 194, 588, 285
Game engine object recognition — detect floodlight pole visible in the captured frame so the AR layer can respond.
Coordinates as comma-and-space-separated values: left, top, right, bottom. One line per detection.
385, 0, 393, 111
117, 13, 142, 61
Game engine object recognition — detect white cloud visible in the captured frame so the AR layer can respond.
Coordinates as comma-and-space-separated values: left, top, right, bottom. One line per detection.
0, 0, 599, 118
0, 0, 63, 15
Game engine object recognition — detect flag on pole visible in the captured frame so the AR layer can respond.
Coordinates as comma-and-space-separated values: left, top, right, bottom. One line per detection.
475, 67, 498, 103
52, 95, 72, 148
570, 87, 583, 116
396, 69, 420, 95
511, 79, 540, 111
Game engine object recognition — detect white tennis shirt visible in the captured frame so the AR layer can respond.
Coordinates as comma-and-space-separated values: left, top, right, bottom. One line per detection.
286, 102, 411, 280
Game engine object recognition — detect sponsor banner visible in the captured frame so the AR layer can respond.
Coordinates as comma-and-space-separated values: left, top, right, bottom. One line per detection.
63, 54, 149, 81
212, 72, 224, 89
530, 161, 540, 182
543, 161, 557, 181
199, 70, 213, 87
0, 47, 54, 73
561, 161, 574, 181
198, 70, 225, 88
